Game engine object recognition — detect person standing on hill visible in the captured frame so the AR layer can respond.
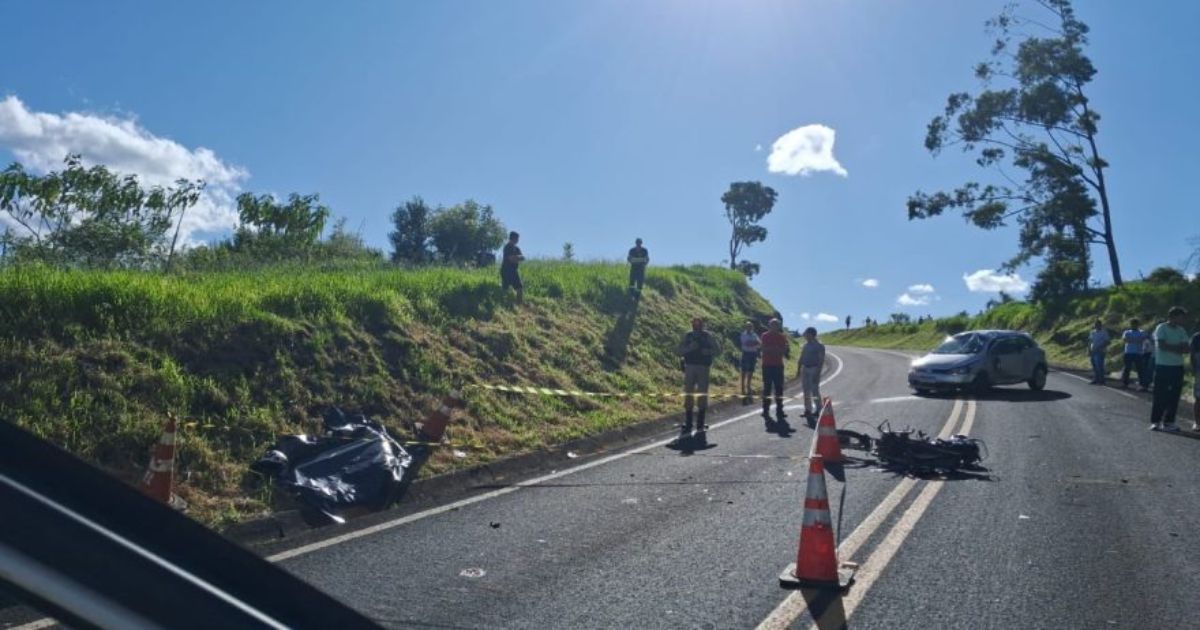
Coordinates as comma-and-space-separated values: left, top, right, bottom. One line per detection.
1120, 319, 1148, 389
797, 327, 826, 417
760, 319, 790, 421
1087, 320, 1110, 384
677, 317, 719, 440
501, 231, 525, 302
627, 238, 649, 294
1149, 306, 1190, 433
845, 315, 851, 330
739, 320, 761, 402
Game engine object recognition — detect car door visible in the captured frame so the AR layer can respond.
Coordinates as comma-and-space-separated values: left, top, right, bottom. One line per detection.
1016, 336, 1038, 377
994, 338, 1025, 383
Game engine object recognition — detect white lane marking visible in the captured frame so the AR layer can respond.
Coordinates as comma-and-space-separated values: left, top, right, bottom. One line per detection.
12, 620, 59, 630
867, 395, 921, 404
757, 396, 968, 630
268, 354, 846, 562
829, 399, 976, 627
1055, 371, 1140, 400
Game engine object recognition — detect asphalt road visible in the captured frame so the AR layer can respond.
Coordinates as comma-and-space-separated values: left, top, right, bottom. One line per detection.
6, 345, 1198, 629
268, 345, 1200, 629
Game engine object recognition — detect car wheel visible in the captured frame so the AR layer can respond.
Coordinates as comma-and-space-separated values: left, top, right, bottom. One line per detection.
970, 372, 991, 393
1028, 365, 1047, 391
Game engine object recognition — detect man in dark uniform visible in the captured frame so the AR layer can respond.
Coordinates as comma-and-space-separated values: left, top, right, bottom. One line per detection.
501, 231, 525, 302
676, 317, 719, 442
627, 238, 649, 294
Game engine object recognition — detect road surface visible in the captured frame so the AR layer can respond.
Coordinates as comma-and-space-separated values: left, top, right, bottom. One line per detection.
6, 345, 1198, 629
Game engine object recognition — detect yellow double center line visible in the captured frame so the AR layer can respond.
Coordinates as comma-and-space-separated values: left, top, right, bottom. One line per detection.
757, 396, 978, 630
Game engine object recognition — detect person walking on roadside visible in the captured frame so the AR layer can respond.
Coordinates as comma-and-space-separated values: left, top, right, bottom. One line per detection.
501, 231, 525, 302
677, 317, 719, 440
760, 318, 790, 421
1149, 307, 1190, 433
1191, 329, 1200, 431
1087, 320, 1110, 384
1120, 319, 1148, 389
1140, 321, 1157, 391
797, 327, 826, 417
627, 238, 649, 295
739, 320, 761, 402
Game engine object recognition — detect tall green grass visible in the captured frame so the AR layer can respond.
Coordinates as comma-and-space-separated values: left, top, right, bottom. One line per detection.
0, 261, 782, 525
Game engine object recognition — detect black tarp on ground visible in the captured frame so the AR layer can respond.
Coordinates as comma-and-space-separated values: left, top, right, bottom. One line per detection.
251, 408, 413, 522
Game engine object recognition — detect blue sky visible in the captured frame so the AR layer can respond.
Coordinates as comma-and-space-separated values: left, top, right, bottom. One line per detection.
2, 1, 1197, 330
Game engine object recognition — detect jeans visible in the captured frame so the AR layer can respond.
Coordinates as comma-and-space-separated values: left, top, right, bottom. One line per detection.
1121, 353, 1142, 386
762, 365, 784, 405
628, 265, 646, 290
1140, 354, 1155, 387
1150, 365, 1184, 425
683, 364, 711, 412
802, 366, 822, 413
1089, 351, 1106, 382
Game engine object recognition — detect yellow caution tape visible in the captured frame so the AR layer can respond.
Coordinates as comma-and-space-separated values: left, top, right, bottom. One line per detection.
466, 383, 816, 402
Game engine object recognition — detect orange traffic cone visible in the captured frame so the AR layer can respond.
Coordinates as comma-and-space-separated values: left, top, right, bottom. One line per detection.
140, 413, 185, 509
417, 390, 465, 442
810, 397, 844, 464
779, 455, 855, 589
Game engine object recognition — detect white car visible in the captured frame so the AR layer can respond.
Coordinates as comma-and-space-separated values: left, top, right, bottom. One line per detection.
908, 330, 1048, 394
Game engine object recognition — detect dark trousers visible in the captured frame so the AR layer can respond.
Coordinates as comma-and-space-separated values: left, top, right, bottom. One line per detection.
1121, 353, 1142, 386
1089, 351, 1106, 382
762, 365, 784, 408
1140, 354, 1155, 387
629, 265, 646, 290
1150, 365, 1184, 425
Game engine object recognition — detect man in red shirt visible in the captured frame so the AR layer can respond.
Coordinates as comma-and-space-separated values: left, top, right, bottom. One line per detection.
760, 319, 790, 421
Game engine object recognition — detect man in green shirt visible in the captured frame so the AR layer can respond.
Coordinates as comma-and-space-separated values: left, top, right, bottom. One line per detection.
1150, 306, 1190, 432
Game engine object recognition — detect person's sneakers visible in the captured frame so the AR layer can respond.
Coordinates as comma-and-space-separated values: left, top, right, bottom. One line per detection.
1162, 424, 1182, 433
1193, 421, 1200, 432
1149, 423, 1162, 431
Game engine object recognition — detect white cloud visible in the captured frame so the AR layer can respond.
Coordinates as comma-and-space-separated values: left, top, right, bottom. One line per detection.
814, 313, 839, 323
799, 312, 812, 320
907, 283, 935, 294
766, 124, 848, 177
962, 269, 1030, 293
861, 278, 879, 288
897, 293, 930, 307
754, 143, 763, 152
0, 96, 248, 245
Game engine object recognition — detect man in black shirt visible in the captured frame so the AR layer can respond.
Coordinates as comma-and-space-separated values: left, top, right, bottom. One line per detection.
676, 317, 719, 442
627, 238, 649, 294
501, 231, 525, 302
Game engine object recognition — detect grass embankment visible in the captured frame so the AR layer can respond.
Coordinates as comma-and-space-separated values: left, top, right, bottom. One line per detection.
0, 262, 785, 526
826, 278, 1200, 390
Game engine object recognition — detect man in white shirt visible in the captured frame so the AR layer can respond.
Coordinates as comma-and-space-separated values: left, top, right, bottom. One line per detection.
738, 320, 761, 401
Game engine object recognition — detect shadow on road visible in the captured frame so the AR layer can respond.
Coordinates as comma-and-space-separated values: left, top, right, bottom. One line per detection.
664, 435, 718, 456
917, 388, 1071, 403
801, 587, 849, 630
764, 416, 797, 438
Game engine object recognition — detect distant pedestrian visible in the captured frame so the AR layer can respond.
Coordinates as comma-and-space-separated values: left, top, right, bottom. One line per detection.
1120, 319, 1148, 389
501, 231, 525, 302
1149, 307, 1190, 433
760, 318, 790, 421
739, 320, 761, 401
1191, 328, 1200, 431
845, 315, 851, 330
1087, 320, 1110, 384
1140, 323, 1157, 391
677, 317, 719, 440
797, 327, 826, 417
627, 238, 649, 294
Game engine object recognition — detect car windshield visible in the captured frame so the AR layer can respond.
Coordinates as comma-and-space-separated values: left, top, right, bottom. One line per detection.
933, 333, 985, 355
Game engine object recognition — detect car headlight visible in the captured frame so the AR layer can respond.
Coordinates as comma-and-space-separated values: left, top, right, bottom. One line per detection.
950, 364, 975, 375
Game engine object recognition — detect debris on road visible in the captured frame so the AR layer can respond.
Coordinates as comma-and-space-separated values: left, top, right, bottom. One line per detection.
838, 420, 987, 472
